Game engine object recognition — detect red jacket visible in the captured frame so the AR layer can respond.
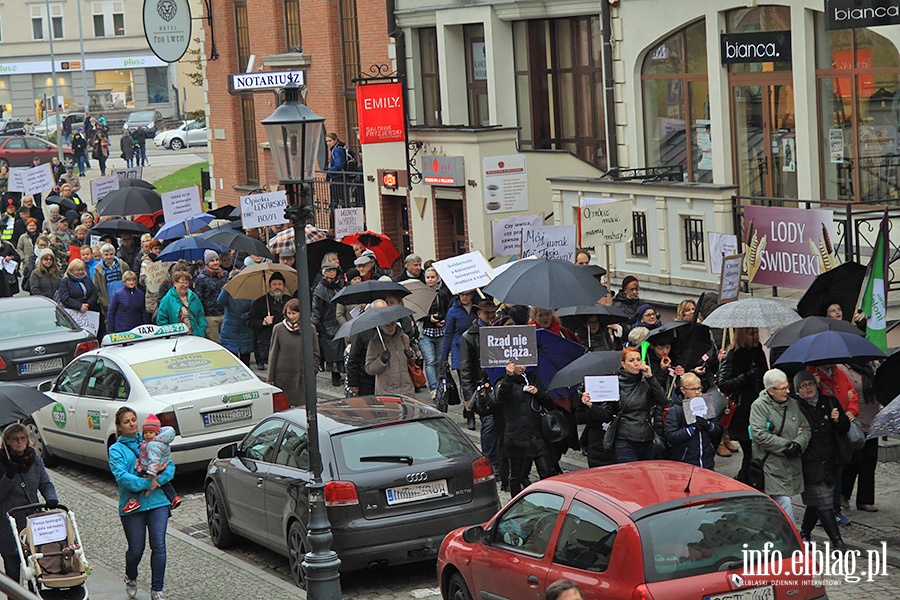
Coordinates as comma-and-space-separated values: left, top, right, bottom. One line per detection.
807, 365, 859, 415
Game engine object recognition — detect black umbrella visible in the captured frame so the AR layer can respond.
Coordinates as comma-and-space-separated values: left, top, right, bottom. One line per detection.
97, 187, 163, 217
583, 265, 607, 282
209, 204, 241, 220
0, 384, 55, 428
547, 351, 622, 390
201, 228, 273, 259
88, 219, 150, 237
45, 196, 78, 213
332, 280, 411, 305
645, 321, 691, 342
797, 262, 866, 319
645, 320, 713, 370
874, 352, 900, 406
483, 258, 608, 309
118, 178, 156, 189
557, 305, 630, 334
773, 331, 887, 367
765, 316, 864, 348
306, 238, 356, 286
332, 305, 415, 341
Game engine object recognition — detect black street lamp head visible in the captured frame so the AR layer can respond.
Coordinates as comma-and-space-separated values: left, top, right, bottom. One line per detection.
262, 83, 327, 184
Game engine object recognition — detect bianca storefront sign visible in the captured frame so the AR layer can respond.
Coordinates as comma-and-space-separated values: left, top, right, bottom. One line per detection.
720, 31, 792, 64
826, 0, 900, 29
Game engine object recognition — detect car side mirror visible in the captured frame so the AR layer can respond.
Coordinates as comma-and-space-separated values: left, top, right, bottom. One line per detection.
462, 525, 485, 544
37, 380, 53, 393
217, 443, 238, 459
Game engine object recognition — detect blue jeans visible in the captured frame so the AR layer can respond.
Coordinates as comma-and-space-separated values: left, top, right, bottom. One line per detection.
614, 439, 655, 463
126, 158, 134, 168
480, 414, 501, 473
76, 155, 87, 174
121, 506, 168, 592
418, 335, 441, 391
138, 143, 147, 166
772, 495, 795, 524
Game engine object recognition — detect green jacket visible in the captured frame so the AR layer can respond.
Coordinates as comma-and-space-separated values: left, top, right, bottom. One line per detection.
749, 389, 811, 497
156, 286, 207, 336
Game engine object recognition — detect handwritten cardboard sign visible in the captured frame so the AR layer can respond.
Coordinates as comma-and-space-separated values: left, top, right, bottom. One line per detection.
579, 197, 632, 247
432, 251, 493, 295
521, 225, 576, 261
65, 309, 100, 336
491, 213, 543, 257
8, 168, 26, 193
334, 207, 365, 240
24, 163, 55, 196
584, 376, 619, 402
113, 167, 143, 181
162, 186, 203, 224
718, 253, 744, 304
240, 191, 288, 229
141, 260, 168, 294
90, 175, 120, 205
480, 325, 538, 368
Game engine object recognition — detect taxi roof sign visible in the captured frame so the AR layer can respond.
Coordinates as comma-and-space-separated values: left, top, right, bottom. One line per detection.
101, 324, 189, 347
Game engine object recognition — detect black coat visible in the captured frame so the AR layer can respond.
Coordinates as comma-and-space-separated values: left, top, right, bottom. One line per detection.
575, 398, 616, 467
56, 274, 98, 311
797, 394, 850, 485
494, 372, 553, 458
459, 319, 486, 404
614, 367, 666, 443
665, 401, 721, 469
247, 294, 286, 353
716, 345, 768, 441
346, 329, 376, 395
574, 325, 616, 352
611, 290, 642, 321
311, 277, 344, 363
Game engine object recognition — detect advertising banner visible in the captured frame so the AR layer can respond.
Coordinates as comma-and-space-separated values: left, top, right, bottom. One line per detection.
483, 155, 528, 213
720, 31, 792, 64
743, 205, 836, 289
356, 82, 405, 144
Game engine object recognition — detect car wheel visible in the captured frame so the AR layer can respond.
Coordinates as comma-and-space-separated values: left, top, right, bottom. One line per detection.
205, 482, 236, 548
169, 138, 184, 150
447, 573, 473, 600
287, 520, 308, 589
23, 419, 55, 467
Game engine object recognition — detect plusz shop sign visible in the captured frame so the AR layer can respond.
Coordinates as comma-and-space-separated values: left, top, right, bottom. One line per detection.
720, 31, 791, 65
826, 0, 900, 29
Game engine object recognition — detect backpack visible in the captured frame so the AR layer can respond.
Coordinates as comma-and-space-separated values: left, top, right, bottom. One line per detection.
339, 143, 363, 183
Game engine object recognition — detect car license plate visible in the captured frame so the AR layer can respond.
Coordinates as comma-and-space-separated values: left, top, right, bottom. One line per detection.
202, 406, 252, 427
385, 479, 448, 506
705, 585, 775, 600
18, 358, 63, 375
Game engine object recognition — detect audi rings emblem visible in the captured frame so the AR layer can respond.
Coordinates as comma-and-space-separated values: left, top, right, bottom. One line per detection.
730, 574, 744, 589
406, 472, 428, 483
34, 346, 46, 355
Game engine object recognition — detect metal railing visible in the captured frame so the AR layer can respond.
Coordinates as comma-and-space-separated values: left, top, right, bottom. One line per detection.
310, 170, 366, 231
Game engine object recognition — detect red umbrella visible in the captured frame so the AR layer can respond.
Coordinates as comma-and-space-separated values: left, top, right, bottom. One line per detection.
133, 210, 164, 230
342, 231, 401, 269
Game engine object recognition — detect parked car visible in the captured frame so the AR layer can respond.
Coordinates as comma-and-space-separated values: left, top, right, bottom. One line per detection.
154, 120, 208, 150
0, 296, 97, 386
123, 110, 163, 137
0, 119, 26, 136
205, 395, 500, 588
438, 461, 829, 600
0, 135, 74, 168
33, 113, 84, 138
28, 324, 287, 472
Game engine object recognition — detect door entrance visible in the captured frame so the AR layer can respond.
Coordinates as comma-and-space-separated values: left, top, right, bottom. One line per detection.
731, 79, 797, 198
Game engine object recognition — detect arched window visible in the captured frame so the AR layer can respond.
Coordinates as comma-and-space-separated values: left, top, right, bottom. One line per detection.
816, 16, 900, 201
641, 21, 710, 182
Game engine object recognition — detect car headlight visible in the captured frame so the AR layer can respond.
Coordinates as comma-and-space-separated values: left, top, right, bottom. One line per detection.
148, 122, 155, 129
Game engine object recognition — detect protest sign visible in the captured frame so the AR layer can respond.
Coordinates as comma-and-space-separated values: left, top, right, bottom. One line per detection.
483, 155, 528, 213
432, 251, 493, 295
718, 253, 744, 304
521, 225, 576, 261
65, 309, 100, 336
240, 191, 288, 229
8, 168, 26, 193
709, 232, 738, 275
684, 395, 718, 425
90, 175, 120, 205
141, 261, 168, 294
480, 325, 538, 368
584, 376, 619, 402
23, 163, 55, 195
113, 167, 143, 181
579, 197, 632, 247
29, 513, 68, 546
334, 207, 365, 240
491, 213, 543, 257
162, 186, 203, 223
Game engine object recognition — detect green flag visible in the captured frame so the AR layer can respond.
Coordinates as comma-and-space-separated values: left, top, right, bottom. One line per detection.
858, 210, 889, 352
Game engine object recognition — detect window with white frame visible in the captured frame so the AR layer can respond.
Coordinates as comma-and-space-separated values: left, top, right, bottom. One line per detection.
93, 2, 125, 37
32, 4, 64, 40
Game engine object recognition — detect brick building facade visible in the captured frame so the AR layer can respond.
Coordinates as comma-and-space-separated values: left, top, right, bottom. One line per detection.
204, 0, 390, 208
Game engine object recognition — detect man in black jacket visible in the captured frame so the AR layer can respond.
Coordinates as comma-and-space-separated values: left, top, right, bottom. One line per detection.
346, 300, 385, 396
247, 272, 287, 370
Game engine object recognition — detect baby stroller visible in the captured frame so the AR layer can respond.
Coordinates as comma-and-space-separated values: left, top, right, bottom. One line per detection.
7, 502, 89, 599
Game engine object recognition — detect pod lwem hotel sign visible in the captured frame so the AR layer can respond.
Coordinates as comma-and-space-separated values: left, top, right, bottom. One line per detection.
826, 0, 900, 29
143, 0, 192, 63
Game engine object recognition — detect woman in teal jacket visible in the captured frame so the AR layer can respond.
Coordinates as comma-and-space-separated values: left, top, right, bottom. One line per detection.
156, 271, 206, 336
109, 406, 175, 600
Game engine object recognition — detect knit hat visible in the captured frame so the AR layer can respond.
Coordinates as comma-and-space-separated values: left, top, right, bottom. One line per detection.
38, 248, 55, 259
793, 370, 817, 391
346, 268, 361, 281
635, 304, 654, 321
622, 275, 639, 290
143, 414, 161, 433
204, 249, 219, 264
269, 272, 286, 284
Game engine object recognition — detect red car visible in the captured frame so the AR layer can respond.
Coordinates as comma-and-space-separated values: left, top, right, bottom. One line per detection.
438, 461, 829, 600
0, 135, 74, 168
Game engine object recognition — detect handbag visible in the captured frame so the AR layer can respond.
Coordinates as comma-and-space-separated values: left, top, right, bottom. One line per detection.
540, 409, 572, 444
846, 419, 866, 450
407, 358, 427, 389
719, 395, 738, 428
603, 416, 620, 452
435, 374, 461, 413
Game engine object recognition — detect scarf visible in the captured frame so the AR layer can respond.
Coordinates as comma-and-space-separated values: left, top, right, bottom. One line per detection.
205, 264, 225, 278
5, 447, 36, 473
283, 319, 300, 332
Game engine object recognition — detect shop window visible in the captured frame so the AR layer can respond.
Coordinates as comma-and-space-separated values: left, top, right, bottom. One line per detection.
419, 28, 442, 126
513, 16, 607, 169
32, 4, 64, 40
726, 6, 792, 74
284, 0, 301, 51
683, 216, 705, 264
146, 68, 169, 104
95, 70, 134, 108
465, 24, 489, 127
816, 16, 900, 202
0, 78, 11, 118
92, 2, 126, 37
641, 21, 710, 183
630, 212, 648, 258
32, 74, 73, 112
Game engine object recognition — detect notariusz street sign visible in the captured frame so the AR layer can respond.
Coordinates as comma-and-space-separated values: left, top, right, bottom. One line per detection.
229, 70, 306, 93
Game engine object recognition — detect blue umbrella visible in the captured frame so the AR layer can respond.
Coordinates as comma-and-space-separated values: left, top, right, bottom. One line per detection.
157, 236, 227, 262
485, 328, 585, 400
773, 330, 887, 367
154, 213, 216, 241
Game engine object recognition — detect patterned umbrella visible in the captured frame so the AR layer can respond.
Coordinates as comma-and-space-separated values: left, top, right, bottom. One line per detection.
267, 225, 329, 255
868, 395, 900, 439
701, 297, 801, 329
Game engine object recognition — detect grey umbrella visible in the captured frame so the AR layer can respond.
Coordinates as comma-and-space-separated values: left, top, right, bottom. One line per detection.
701, 298, 801, 330
332, 305, 415, 341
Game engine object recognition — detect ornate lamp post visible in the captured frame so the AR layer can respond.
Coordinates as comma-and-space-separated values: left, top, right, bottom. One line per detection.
261, 83, 341, 598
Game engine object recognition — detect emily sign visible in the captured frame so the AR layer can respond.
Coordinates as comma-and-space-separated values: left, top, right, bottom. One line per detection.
742, 205, 836, 289
356, 82, 405, 144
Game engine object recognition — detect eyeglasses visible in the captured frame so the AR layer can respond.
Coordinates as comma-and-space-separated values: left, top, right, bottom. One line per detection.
8, 436, 27, 442
771, 385, 790, 392
682, 386, 702, 392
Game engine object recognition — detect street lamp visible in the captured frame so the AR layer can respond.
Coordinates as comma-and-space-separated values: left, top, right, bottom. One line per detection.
261, 83, 340, 599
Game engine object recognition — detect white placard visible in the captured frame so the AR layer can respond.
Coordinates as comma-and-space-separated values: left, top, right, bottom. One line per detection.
162, 186, 203, 224
491, 213, 544, 257
8, 168, 26, 193
521, 225, 576, 261
23, 163, 55, 196
65, 309, 100, 336
432, 251, 493, 295
718, 253, 744, 305
112, 167, 143, 181
584, 376, 619, 403
90, 175, 120, 205
708, 232, 739, 275
579, 197, 632, 247
334, 207, 365, 240
483, 155, 528, 214
141, 261, 168, 294
240, 191, 288, 229
28, 512, 68, 545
